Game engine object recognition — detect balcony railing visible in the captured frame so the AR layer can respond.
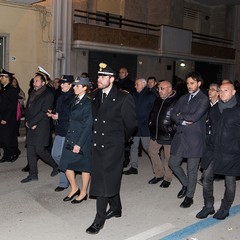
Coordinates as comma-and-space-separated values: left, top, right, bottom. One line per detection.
73, 9, 235, 60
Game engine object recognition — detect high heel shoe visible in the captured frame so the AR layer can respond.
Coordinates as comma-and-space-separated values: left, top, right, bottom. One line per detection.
71, 194, 88, 204
63, 189, 80, 202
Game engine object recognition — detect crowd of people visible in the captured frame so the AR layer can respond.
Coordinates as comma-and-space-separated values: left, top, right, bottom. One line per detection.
0, 64, 240, 234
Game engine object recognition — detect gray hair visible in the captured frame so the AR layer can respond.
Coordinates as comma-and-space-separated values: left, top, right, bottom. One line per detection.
209, 83, 220, 91
136, 78, 147, 85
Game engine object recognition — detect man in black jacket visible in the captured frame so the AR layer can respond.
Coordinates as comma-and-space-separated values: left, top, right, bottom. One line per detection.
196, 82, 240, 220
116, 67, 135, 95
21, 67, 58, 183
148, 81, 178, 188
0, 69, 20, 163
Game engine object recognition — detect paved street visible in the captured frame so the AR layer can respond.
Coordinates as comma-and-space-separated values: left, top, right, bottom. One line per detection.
0, 138, 239, 240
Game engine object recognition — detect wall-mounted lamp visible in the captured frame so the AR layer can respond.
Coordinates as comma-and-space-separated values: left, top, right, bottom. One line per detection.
180, 62, 186, 67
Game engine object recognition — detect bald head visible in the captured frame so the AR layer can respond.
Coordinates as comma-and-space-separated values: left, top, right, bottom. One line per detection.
119, 67, 128, 79
221, 79, 232, 84
157, 80, 173, 99
219, 83, 236, 103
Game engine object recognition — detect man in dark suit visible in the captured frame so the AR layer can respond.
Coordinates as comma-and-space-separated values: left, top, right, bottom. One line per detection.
86, 63, 136, 234
21, 67, 58, 183
0, 69, 20, 163
169, 72, 209, 208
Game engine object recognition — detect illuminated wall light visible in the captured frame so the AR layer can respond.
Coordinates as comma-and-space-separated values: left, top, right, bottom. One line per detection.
180, 62, 186, 67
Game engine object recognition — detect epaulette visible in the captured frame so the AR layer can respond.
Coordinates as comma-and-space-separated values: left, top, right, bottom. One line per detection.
87, 93, 92, 100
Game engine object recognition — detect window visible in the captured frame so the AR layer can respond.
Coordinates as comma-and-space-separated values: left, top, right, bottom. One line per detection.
0, 37, 5, 68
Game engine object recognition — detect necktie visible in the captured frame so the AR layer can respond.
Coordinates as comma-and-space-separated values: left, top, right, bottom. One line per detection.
102, 92, 107, 103
188, 94, 193, 103
75, 97, 80, 105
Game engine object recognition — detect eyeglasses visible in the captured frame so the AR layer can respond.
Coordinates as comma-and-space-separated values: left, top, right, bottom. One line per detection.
208, 88, 218, 92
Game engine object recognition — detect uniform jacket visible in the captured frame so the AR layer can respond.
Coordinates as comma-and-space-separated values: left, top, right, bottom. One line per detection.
0, 83, 18, 147
59, 94, 93, 172
170, 90, 209, 158
211, 103, 240, 176
149, 90, 178, 144
25, 86, 54, 146
54, 89, 75, 137
90, 85, 137, 197
133, 86, 156, 137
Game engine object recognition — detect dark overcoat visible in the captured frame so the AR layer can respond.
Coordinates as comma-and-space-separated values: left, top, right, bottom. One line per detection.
133, 86, 156, 137
90, 85, 137, 197
59, 94, 93, 173
0, 83, 18, 147
212, 104, 240, 176
170, 90, 209, 158
25, 87, 54, 146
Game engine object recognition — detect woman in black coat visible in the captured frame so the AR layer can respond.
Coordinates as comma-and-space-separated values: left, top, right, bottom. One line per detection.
47, 75, 75, 191
59, 77, 93, 204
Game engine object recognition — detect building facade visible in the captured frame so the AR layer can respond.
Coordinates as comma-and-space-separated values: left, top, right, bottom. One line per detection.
0, 0, 239, 94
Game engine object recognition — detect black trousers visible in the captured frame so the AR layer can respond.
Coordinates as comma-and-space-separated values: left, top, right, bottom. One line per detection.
94, 194, 122, 225
203, 161, 236, 210
27, 145, 57, 178
3, 146, 19, 158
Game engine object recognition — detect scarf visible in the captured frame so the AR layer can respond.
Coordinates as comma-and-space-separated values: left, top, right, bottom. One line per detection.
28, 85, 47, 107
218, 95, 237, 113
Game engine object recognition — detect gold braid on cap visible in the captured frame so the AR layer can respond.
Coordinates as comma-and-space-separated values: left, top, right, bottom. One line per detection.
99, 63, 107, 71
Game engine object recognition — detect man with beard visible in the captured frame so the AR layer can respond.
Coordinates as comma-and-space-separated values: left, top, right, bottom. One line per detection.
86, 63, 136, 234
169, 72, 209, 208
21, 67, 58, 183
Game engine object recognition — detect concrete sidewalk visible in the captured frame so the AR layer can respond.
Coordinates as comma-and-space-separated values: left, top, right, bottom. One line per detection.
0, 141, 239, 240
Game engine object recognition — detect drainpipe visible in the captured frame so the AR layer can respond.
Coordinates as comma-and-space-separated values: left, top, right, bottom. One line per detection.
61, 0, 72, 75
53, 0, 62, 78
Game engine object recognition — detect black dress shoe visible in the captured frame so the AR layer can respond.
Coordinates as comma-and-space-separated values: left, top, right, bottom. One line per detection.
123, 167, 138, 175
86, 222, 104, 234
180, 196, 193, 208
160, 180, 171, 188
55, 186, 67, 192
105, 209, 122, 220
50, 167, 59, 177
21, 165, 30, 172
63, 189, 80, 201
213, 208, 229, 220
196, 206, 215, 219
0, 156, 8, 163
21, 176, 38, 183
9, 149, 21, 163
177, 186, 187, 198
148, 177, 163, 184
71, 194, 88, 204
9, 155, 19, 163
